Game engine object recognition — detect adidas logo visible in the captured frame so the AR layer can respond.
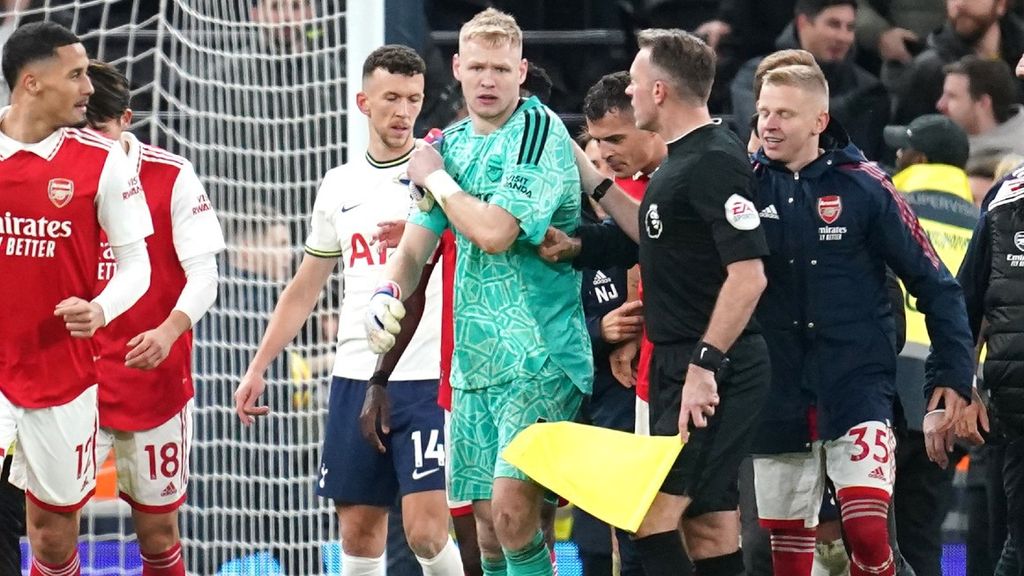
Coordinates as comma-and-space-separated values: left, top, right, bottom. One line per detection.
161, 482, 177, 498
759, 204, 780, 220
592, 270, 612, 286
868, 466, 886, 481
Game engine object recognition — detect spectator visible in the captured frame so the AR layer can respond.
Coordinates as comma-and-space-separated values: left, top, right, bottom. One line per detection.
892, 0, 1024, 124
731, 0, 891, 159
938, 55, 1024, 162
696, 0, 797, 59
883, 113, 977, 576
692, 0, 798, 112
854, 0, 946, 88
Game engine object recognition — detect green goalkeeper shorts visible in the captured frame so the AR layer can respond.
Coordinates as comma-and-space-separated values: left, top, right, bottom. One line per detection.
447, 359, 584, 502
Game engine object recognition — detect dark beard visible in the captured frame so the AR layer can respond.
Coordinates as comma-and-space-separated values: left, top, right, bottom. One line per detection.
955, 13, 998, 45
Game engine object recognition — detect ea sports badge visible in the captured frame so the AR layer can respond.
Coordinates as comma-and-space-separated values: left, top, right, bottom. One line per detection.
48, 178, 74, 208
817, 195, 842, 224
724, 194, 760, 230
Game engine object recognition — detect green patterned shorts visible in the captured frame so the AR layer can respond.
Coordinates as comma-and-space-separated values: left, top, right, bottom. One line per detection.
447, 360, 584, 502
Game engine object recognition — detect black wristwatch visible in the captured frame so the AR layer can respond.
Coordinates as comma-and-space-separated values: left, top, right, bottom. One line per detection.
690, 342, 729, 374
592, 178, 614, 201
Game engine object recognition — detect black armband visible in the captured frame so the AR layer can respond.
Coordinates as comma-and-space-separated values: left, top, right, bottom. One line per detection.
592, 178, 614, 201
690, 342, 729, 374
368, 370, 389, 388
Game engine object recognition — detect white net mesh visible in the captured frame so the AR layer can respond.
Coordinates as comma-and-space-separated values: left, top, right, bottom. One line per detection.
5, 1, 352, 574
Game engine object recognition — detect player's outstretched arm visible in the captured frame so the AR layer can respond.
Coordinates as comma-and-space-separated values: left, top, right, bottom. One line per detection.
366, 222, 439, 354
380, 221, 438, 301
361, 259, 436, 453
407, 143, 520, 254
571, 140, 641, 242
235, 254, 335, 424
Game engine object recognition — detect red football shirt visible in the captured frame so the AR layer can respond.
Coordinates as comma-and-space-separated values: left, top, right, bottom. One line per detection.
615, 174, 653, 402
95, 135, 225, 430
437, 230, 456, 411
0, 123, 151, 409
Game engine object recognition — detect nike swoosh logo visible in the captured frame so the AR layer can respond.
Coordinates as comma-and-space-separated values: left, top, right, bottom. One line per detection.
411, 468, 440, 480
341, 204, 362, 213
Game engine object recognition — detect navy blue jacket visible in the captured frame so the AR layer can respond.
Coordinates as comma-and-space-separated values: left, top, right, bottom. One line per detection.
750, 124, 974, 453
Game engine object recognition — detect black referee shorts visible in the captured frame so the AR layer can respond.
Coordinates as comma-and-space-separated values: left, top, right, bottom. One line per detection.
649, 334, 770, 517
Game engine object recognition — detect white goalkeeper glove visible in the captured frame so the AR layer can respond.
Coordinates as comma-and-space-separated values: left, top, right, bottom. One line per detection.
405, 176, 436, 212
402, 128, 447, 213
365, 282, 406, 354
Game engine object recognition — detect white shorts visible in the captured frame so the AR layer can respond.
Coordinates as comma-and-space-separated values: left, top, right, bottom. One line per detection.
95, 400, 193, 514
753, 420, 896, 529
634, 397, 650, 436
0, 391, 16, 457
444, 409, 472, 514
5, 385, 99, 512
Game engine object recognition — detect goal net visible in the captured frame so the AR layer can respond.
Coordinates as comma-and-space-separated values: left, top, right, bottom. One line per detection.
5, 1, 370, 574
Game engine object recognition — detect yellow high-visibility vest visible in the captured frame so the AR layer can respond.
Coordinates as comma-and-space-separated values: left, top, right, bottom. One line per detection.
893, 163, 978, 359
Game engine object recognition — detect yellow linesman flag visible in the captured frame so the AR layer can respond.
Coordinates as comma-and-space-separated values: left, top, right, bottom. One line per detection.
502, 422, 683, 533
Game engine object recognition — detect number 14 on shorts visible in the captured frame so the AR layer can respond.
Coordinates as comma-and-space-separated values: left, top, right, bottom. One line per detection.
411, 429, 445, 477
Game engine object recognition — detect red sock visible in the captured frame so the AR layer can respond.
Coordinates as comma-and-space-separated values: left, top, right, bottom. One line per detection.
30, 551, 81, 576
768, 527, 815, 576
142, 542, 186, 576
838, 489, 895, 576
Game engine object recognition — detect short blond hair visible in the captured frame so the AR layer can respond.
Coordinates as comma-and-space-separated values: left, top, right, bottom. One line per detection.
762, 64, 830, 103
459, 8, 522, 49
754, 49, 819, 99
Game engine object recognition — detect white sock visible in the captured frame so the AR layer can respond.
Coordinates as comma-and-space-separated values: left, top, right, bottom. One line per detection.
416, 536, 465, 576
341, 551, 386, 576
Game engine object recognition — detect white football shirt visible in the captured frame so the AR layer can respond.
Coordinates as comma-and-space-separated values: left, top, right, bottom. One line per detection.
305, 150, 442, 381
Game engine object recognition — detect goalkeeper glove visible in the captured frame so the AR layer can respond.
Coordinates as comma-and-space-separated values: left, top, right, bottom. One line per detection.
403, 128, 445, 212
365, 281, 406, 354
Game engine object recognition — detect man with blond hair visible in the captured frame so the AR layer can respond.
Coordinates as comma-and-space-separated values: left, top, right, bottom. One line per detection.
365, 8, 591, 576
749, 61, 975, 576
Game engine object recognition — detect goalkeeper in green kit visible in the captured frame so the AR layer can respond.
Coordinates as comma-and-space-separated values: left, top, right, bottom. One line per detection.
363, 8, 592, 576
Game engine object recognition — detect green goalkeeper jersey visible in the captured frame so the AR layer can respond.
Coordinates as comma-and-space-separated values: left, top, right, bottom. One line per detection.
411, 96, 593, 394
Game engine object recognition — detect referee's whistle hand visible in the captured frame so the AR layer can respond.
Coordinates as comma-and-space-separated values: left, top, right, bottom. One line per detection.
679, 364, 720, 443
235, 372, 271, 425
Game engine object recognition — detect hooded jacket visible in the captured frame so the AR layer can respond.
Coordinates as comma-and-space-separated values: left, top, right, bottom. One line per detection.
749, 121, 974, 453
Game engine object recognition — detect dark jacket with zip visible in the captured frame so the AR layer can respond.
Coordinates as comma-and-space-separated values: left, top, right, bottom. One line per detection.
750, 122, 974, 453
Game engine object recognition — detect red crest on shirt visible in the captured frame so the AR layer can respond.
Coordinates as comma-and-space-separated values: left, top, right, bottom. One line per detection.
817, 195, 842, 225
47, 178, 74, 208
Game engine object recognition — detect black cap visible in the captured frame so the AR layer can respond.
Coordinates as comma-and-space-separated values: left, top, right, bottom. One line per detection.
883, 114, 970, 168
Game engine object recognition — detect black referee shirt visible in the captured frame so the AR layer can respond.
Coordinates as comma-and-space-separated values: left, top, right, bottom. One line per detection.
639, 122, 768, 344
